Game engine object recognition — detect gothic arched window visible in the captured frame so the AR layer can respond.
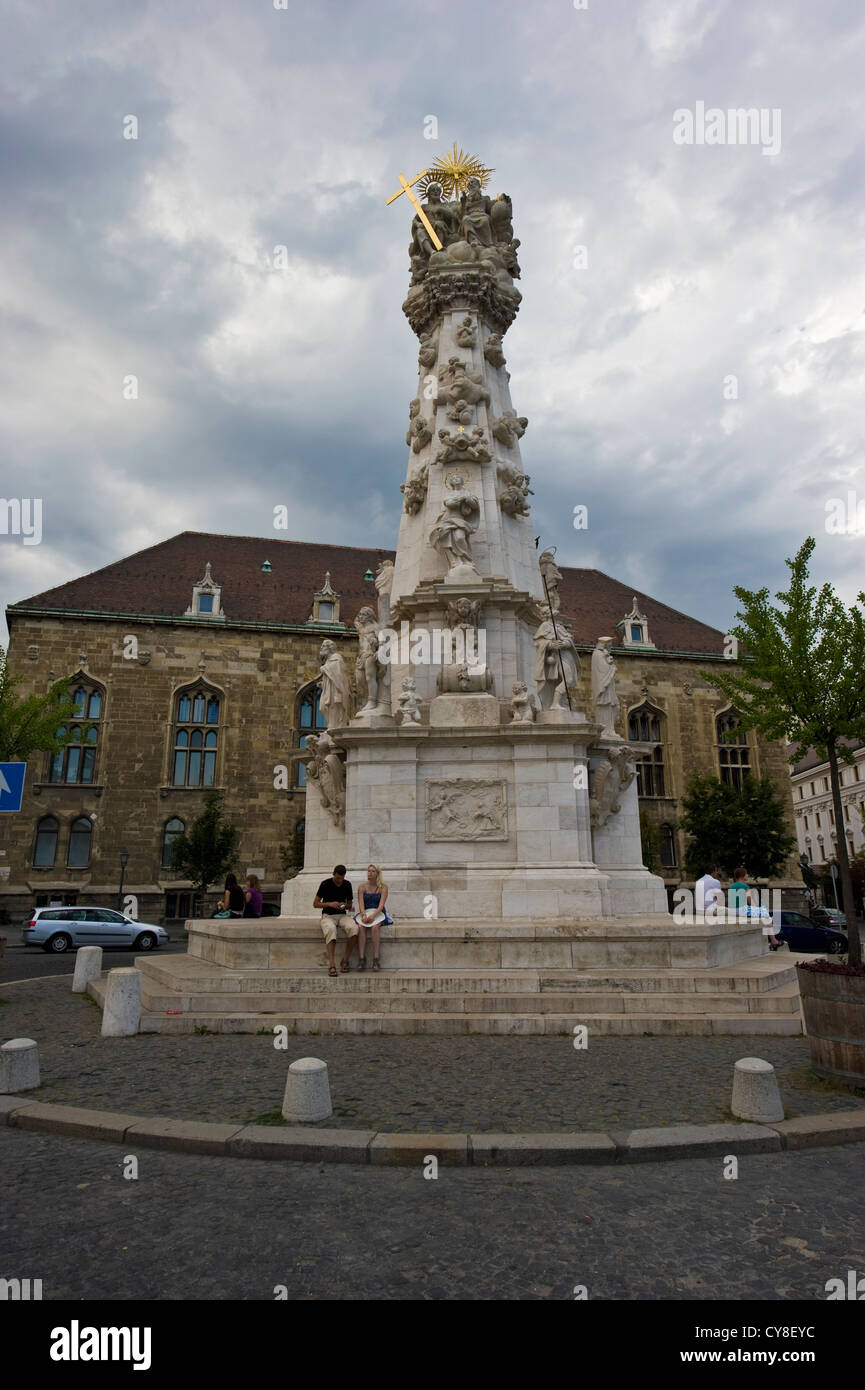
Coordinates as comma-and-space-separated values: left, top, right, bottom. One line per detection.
660, 823, 677, 868
173, 688, 220, 787
50, 681, 103, 784
33, 815, 59, 868
717, 709, 751, 790
627, 703, 667, 797
161, 817, 185, 868
296, 685, 326, 788
67, 816, 92, 868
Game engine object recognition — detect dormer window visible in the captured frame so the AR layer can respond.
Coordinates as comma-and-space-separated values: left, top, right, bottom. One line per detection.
619, 597, 655, 649
310, 572, 340, 625
185, 562, 224, 619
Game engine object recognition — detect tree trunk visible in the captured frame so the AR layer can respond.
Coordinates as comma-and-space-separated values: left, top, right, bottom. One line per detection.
827, 739, 861, 966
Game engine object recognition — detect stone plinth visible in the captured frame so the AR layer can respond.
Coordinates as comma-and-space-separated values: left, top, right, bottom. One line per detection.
429, 694, 499, 727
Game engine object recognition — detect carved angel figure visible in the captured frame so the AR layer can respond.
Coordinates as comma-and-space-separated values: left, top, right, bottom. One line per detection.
305, 731, 347, 828
590, 746, 637, 829
455, 315, 477, 348
435, 426, 492, 466
397, 676, 421, 724
510, 681, 539, 724
491, 410, 528, 448
401, 464, 429, 515
438, 357, 491, 409
483, 334, 507, 369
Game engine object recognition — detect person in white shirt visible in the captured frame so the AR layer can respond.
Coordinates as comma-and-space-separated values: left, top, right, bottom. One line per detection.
695, 866, 724, 917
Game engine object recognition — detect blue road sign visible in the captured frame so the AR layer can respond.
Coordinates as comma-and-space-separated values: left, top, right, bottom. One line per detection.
0, 763, 26, 812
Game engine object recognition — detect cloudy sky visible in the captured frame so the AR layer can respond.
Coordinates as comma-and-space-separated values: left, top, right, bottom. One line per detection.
1, 0, 863, 639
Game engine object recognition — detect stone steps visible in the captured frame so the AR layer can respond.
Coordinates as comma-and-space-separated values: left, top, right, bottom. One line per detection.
134, 1011, 804, 1037
139, 958, 797, 997
139, 982, 801, 1017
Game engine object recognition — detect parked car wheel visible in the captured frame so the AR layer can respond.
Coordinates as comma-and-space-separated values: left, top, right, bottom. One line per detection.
44, 933, 72, 954
827, 938, 847, 955
134, 932, 158, 951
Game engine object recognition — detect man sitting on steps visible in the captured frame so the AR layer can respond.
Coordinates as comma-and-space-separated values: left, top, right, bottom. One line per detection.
314, 864, 358, 977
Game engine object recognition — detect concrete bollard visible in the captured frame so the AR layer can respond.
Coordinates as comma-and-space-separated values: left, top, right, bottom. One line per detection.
731, 1056, 784, 1123
72, 945, 103, 994
0, 1038, 40, 1093
101, 967, 141, 1037
282, 1057, 332, 1123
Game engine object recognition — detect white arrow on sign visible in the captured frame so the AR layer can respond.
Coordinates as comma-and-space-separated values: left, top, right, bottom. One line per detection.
0, 770, 11, 796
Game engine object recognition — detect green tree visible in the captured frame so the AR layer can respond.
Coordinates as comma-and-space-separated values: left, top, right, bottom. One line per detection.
0, 647, 79, 762
639, 810, 662, 874
169, 790, 239, 901
679, 772, 795, 880
700, 537, 865, 963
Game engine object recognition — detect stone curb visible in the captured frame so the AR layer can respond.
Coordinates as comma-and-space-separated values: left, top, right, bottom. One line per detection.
2, 1095, 864, 1165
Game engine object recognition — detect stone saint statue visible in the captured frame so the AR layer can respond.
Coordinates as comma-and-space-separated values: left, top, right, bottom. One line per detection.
306, 730, 346, 829
591, 636, 621, 737
411, 182, 458, 262
429, 472, 480, 576
353, 607, 388, 716
538, 547, 562, 613
318, 639, 351, 730
533, 603, 580, 711
374, 558, 394, 626
460, 176, 493, 248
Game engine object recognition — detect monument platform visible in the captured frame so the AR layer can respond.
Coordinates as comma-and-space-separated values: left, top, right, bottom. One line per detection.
124, 918, 804, 1036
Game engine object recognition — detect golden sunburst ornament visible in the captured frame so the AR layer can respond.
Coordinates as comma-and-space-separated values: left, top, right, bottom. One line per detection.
418, 143, 494, 199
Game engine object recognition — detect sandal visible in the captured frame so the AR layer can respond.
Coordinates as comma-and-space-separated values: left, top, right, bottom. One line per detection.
328, 966, 338, 977
339, 959, 350, 973
372, 958, 381, 972
357, 957, 366, 971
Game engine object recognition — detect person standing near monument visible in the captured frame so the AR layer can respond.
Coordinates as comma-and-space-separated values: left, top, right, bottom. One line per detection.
314, 865, 358, 975
354, 863, 392, 972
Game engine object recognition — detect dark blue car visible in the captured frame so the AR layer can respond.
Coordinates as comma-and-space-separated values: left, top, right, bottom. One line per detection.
772, 910, 848, 955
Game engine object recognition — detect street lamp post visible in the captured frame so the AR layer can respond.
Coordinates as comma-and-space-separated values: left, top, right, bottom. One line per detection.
117, 849, 129, 912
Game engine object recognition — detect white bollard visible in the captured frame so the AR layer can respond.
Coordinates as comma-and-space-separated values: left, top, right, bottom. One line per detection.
0, 1038, 40, 1093
282, 1057, 332, 1123
731, 1056, 784, 1123
72, 945, 103, 994
101, 967, 141, 1037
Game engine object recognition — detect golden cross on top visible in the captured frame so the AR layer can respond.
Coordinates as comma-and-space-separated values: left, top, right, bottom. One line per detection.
385, 169, 443, 251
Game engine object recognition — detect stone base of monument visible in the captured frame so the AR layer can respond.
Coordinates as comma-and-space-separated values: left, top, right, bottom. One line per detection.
118, 918, 805, 1036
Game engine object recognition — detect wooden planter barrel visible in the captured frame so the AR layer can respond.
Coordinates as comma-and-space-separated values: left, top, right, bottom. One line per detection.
798, 965, 865, 1086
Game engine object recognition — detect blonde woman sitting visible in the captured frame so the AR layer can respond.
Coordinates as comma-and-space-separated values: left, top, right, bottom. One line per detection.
354, 863, 392, 972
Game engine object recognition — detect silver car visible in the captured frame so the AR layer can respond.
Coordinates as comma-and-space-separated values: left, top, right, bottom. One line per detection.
22, 907, 169, 954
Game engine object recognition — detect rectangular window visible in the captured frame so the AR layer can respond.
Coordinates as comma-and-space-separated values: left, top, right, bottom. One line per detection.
318, 602, 334, 622
630, 624, 642, 641
198, 594, 214, 613
798, 786, 803, 799
804, 815, 808, 830
824, 777, 829, 791
816, 813, 821, 828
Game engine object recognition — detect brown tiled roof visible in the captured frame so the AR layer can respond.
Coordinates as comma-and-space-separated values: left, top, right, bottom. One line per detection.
8, 531, 726, 654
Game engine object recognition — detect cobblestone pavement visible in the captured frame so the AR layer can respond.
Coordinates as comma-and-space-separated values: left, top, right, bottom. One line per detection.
2, 1127, 864, 1300
1, 976, 862, 1131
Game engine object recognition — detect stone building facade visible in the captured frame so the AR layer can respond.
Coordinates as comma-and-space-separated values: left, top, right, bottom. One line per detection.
0, 530, 800, 924
790, 740, 865, 867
